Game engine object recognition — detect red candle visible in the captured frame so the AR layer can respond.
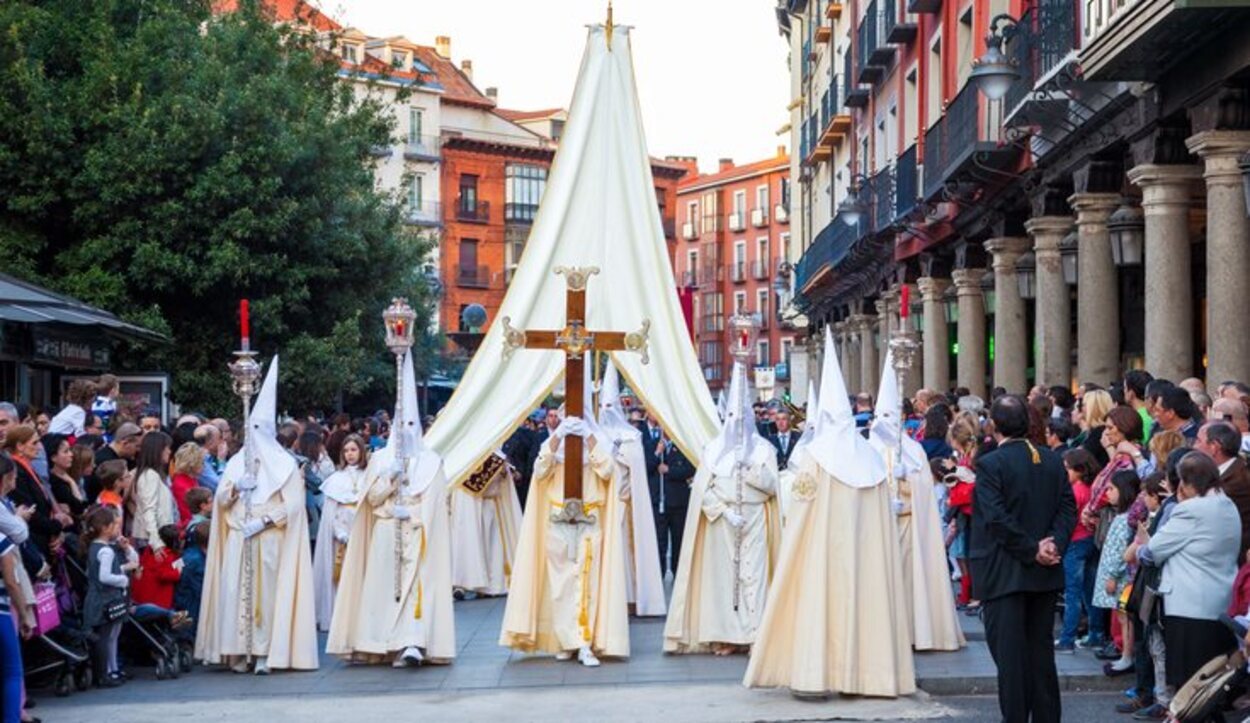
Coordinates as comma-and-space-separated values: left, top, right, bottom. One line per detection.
899, 285, 910, 320
240, 299, 251, 350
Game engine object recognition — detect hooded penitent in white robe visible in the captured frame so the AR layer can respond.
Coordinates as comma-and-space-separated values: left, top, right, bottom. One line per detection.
776, 378, 818, 524
195, 357, 319, 671
327, 352, 455, 663
449, 451, 523, 596
499, 404, 631, 658
665, 362, 781, 653
598, 363, 665, 617
313, 466, 367, 631
868, 353, 965, 652
744, 330, 915, 697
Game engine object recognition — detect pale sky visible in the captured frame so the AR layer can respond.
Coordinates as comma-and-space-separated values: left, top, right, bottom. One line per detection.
325, 0, 792, 174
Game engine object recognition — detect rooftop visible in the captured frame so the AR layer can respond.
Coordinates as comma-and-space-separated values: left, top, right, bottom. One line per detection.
677, 154, 790, 194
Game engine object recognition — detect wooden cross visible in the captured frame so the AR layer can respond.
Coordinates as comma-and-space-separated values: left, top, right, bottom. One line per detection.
501, 266, 650, 500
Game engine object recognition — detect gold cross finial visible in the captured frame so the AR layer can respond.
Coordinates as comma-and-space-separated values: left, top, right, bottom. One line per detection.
606, 1, 614, 50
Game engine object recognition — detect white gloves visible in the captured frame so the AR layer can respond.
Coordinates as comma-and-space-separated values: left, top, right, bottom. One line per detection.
555, 416, 588, 440
891, 498, 905, 515
241, 519, 266, 539
723, 509, 746, 529
392, 505, 412, 520
335, 531, 350, 545
389, 458, 407, 480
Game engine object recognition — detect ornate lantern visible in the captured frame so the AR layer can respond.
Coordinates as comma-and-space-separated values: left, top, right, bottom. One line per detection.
1108, 201, 1145, 267
1015, 251, 1037, 300
1060, 230, 1079, 286
728, 312, 759, 364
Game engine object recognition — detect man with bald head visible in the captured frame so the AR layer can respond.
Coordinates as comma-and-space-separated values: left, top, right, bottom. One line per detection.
0, 403, 17, 447
1197, 421, 1250, 558
1211, 397, 1250, 455
194, 424, 224, 491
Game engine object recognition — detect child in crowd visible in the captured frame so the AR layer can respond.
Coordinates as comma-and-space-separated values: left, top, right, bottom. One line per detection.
183, 487, 212, 536
174, 522, 208, 635
82, 506, 137, 687
132, 525, 183, 614
1055, 448, 1102, 652
1091, 470, 1141, 675
94, 461, 131, 530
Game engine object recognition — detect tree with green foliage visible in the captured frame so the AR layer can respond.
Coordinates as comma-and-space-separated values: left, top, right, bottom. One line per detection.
0, 0, 439, 415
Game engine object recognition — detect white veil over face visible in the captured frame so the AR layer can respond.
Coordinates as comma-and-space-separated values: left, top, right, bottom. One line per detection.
806, 328, 887, 488
791, 377, 820, 463
226, 356, 297, 504
703, 360, 766, 472
870, 350, 926, 474
598, 362, 641, 444
380, 351, 440, 494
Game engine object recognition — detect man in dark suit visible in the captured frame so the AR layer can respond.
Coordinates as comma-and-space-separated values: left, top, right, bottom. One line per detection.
767, 410, 798, 469
1197, 420, 1250, 557
969, 395, 1076, 723
637, 412, 695, 577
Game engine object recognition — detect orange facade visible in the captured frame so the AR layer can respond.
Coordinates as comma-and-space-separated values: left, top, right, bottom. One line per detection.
674, 154, 796, 392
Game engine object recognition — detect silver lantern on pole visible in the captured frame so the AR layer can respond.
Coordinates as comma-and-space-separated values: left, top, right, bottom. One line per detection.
382, 298, 417, 602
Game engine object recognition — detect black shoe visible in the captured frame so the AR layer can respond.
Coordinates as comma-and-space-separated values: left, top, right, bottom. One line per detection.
1095, 644, 1122, 661
116, 669, 133, 681
96, 676, 122, 689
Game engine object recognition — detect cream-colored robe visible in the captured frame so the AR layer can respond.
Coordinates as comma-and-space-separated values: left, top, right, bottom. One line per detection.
499, 442, 630, 657
313, 467, 366, 631
449, 462, 523, 596
664, 444, 781, 653
194, 466, 319, 670
880, 449, 965, 652
743, 449, 915, 697
610, 435, 666, 617
326, 452, 455, 662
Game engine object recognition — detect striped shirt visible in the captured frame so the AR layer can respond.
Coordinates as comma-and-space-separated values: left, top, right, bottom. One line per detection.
0, 531, 15, 612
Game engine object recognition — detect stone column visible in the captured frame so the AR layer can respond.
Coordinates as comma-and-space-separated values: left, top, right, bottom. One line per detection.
985, 237, 1032, 394
1069, 193, 1121, 386
855, 314, 879, 396
952, 269, 987, 399
1127, 164, 1202, 382
843, 321, 861, 396
877, 289, 898, 365
1026, 217, 1075, 388
1187, 131, 1250, 387
918, 277, 950, 392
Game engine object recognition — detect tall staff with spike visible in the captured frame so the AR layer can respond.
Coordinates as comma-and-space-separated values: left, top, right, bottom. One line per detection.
382, 299, 417, 602
228, 300, 263, 663
888, 286, 920, 494
727, 313, 758, 612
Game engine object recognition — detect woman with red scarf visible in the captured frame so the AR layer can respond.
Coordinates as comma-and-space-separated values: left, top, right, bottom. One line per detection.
2, 425, 70, 555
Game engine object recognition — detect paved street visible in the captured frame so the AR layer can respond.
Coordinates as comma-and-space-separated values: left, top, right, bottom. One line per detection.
36, 595, 1126, 722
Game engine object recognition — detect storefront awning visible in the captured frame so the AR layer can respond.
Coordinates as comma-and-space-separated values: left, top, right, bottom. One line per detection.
0, 273, 165, 343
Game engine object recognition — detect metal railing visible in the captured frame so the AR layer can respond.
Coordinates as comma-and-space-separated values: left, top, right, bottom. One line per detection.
663, 218, 676, 238
730, 262, 747, 283
869, 165, 896, 234
800, 119, 810, 161
681, 270, 699, 287
895, 144, 919, 220
403, 134, 441, 160
456, 199, 490, 223
405, 201, 441, 226
1004, 2, 1079, 114
857, 5, 878, 73
751, 207, 769, 227
700, 263, 725, 285
751, 260, 771, 280
794, 214, 857, 295
456, 265, 491, 288
881, 0, 898, 42
843, 51, 855, 106
921, 83, 978, 198
728, 212, 746, 231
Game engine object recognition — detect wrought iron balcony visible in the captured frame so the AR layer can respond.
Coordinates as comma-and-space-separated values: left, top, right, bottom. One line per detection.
699, 263, 725, 286
751, 260, 771, 281
730, 262, 747, 283
844, 51, 869, 108
728, 211, 746, 232
504, 202, 539, 224
1081, 0, 1250, 81
456, 199, 490, 223
680, 270, 699, 287
895, 143, 919, 221
868, 165, 896, 234
920, 83, 1018, 201
751, 207, 769, 227
883, 0, 918, 44
856, 8, 885, 85
403, 134, 441, 161
794, 213, 857, 296
405, 201, 442, 227
456, 265, 492, 289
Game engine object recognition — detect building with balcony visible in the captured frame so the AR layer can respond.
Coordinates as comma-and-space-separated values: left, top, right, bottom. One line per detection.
674, 151, 796, 392
782, 0, 1250, 399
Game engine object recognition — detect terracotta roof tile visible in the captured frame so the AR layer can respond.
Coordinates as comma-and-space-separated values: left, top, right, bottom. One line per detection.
496, 108, 565, 122
412, 47, 495, 109
677, 155, 790, 192
212, 0, 340, 31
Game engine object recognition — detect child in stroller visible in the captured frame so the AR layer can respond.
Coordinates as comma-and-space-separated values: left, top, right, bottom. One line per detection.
122, 525, 192, 679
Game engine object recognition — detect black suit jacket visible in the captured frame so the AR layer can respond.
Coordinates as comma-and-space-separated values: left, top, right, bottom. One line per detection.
1220, 458, 1250, 558
636, 422, 695, 510
10, 463, 65, 552
767, 431, 798, 469
968, 439, 1076, 602
502, 426, 536, 483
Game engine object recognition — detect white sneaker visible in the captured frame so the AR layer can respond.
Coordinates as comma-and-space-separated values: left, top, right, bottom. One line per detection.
230, 659, 250, 674
401, 646, 424, 666
577, 646, 600, 668
555, 650, 574, 661
253, 657, 269, 676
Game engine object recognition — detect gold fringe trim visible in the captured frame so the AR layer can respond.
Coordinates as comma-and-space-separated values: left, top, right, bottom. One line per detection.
414, 526, 427, 619
578, 537, 593, 643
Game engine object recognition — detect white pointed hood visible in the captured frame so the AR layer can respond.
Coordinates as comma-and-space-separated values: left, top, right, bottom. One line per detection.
599, 361, 641, 445
716, 389, 728, 421
869, 350, 926, 475
807, 328, 887, 488
703, 360, 766, 474
378, 351, 441, 495
225, 356, 297, 504
790, 377, 820, 465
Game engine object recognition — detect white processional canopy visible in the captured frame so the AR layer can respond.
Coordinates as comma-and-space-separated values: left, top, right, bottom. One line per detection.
425, 22, 719, 484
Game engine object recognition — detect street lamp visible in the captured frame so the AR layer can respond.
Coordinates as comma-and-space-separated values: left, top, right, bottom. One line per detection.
943, 287, 959, 324
1239, 150, 1250, 216
838, 173, 872, 227
1107, 200, 1145, 267
970, 14, 1022, 101
1060, 230, 1079, 286
1015, 251, 1037, 300
980, 273, 996, 316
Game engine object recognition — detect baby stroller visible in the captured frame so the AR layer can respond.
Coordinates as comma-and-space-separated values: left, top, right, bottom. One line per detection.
1167, 615, 1250, 723
24, 551, 92, 696
118, 605, 192, 680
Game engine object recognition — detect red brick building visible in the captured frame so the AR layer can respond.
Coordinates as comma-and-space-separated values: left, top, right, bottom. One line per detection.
674, 150, 796, 393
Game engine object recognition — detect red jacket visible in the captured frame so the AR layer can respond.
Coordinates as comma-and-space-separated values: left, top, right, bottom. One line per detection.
171, 473, 196, 529
132, 547, 181, 609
